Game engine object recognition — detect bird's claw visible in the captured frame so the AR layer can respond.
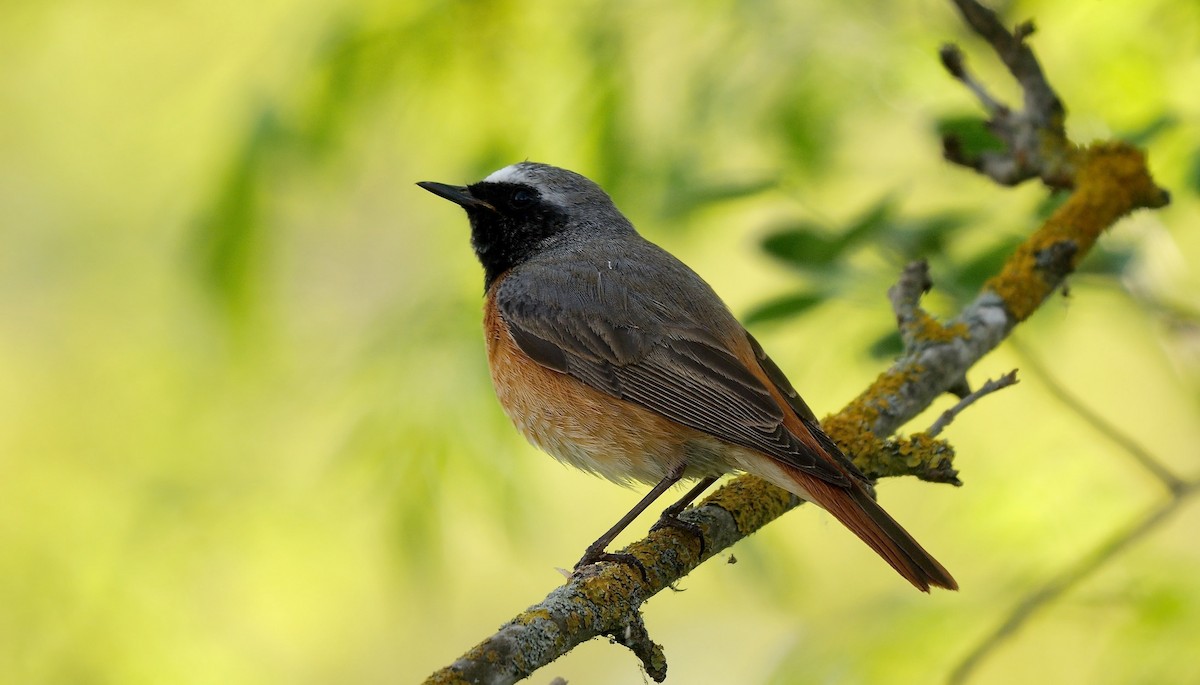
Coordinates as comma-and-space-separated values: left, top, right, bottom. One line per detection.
573, 547, 650, 583
650, 513, 707, 556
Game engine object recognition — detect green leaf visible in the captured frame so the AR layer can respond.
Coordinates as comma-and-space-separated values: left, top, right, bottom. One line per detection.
1078, 244, 1136, 276
950, 236, 1024, 296
883, 211, 973, 259
661, 175, 778, 218
868, 330, 904, 359
688, 177, 778, 204
1121, 113, 1178, 147
936, 115, 1006, 158
1034, 190, 1071, 219
192, 106, 287, 319
760, 221, 846, 268
759, 197, 896, 269
772, 82, 835, 177
743, 291, 826, 325
1187, 147, 1200, 196
841, 195, 896, 245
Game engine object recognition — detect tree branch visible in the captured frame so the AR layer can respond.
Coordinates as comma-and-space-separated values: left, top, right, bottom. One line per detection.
947, 477, 1200, 685
1010, 339, 1186, 493
425, 1, 1170, 682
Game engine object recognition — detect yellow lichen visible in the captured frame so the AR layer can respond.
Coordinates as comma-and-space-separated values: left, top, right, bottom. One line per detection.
985, 142, 1167, 322
818, 362, 959, 476
515, 609, 551, 627
703, 475, 794, 535
858, 433, 958, 479
908, 310, 970, 343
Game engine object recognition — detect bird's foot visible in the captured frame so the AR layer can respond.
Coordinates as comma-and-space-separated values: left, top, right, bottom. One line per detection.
650, 512, 707, 556
574, 545, 649, 583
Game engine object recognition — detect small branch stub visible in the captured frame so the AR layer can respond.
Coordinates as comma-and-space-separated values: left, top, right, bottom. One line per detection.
609, 613, 667, 682
927, 370, 1019, 438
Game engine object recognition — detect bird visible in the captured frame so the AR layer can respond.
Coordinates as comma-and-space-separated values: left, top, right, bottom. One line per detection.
417, 162, 957, 592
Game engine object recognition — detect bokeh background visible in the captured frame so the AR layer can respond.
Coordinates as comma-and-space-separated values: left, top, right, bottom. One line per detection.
3, 0, 1199, 683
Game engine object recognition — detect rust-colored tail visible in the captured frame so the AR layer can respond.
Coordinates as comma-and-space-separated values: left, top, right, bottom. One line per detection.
804, 474, 958, 592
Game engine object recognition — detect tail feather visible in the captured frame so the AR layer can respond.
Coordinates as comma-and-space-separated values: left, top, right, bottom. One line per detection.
803, 473, 958, 592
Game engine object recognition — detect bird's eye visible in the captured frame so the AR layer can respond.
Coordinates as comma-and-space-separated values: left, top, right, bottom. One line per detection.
510, 189, 535, 208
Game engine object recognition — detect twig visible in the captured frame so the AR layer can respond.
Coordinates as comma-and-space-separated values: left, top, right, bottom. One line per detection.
941, 2, 1072, 187
1011, 339, 1186, 493
946, 4, 1062, 130
927, 370, 1019, 438
888, 259, 934, 320
885, 261, 973, 398
609, 612, 666, 681
947, 477, 1200, 685
939, 44, 1007, 117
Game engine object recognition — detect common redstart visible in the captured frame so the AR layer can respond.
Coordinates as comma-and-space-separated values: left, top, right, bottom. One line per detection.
418, 162, 956, 591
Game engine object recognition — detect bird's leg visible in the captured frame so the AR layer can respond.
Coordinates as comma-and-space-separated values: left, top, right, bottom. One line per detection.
574, 462, 688, 581
650, 476, 717, 556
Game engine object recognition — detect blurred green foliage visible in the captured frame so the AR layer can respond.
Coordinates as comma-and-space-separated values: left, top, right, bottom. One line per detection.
2, 0, 1199, 684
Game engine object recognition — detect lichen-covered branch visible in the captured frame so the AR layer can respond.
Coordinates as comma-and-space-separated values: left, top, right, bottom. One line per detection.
826, 136, 1167, 451
424, 1, 1169, 682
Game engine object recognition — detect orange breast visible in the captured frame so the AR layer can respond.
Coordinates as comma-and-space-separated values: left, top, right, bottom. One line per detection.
482, 291, 734, 486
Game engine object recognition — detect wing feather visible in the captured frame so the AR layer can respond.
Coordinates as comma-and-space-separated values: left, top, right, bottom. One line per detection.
497, 264, 849, 486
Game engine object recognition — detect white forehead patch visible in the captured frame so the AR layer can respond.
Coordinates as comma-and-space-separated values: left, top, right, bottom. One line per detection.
481, 163, 573, 207
483, 164, 531, 185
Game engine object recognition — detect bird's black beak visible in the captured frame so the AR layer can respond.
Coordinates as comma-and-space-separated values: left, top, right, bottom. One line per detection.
416, 181, 495, 211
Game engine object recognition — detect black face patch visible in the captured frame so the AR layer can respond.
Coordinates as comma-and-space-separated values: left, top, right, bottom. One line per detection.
464, 182, 569, 289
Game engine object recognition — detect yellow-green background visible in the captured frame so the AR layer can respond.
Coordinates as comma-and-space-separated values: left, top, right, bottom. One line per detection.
3, 0, 1198, 683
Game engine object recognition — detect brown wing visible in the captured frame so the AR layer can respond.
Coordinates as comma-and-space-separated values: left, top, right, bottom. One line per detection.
495, 262, 851, 487
743, 332, 871, 483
